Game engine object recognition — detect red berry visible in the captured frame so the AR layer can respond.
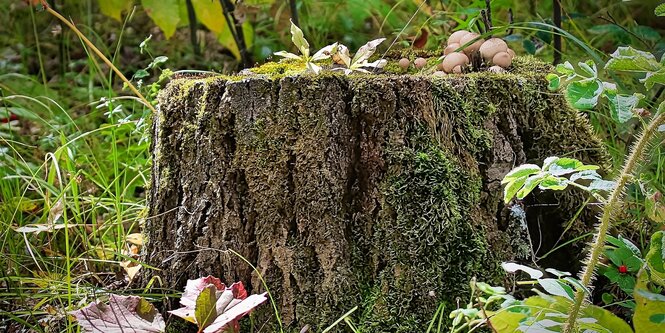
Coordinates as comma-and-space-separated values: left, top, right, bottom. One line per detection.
618, 265, 628, 274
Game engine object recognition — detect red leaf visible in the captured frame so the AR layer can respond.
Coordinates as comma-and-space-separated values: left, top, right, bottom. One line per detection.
413, 28, 429, 49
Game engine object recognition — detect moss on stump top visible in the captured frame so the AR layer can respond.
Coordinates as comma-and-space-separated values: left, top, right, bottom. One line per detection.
144, 56, 608, 332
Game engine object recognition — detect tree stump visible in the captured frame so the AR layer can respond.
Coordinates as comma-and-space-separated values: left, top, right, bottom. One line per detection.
142, 57, 608, 332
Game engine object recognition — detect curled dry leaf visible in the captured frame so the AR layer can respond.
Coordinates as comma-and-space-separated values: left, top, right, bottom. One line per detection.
169, 276, 268, 333
70, 294, 165, 333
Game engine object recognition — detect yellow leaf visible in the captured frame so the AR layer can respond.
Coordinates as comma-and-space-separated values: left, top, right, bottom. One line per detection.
98, 0, 132, 21
191, 0, 225, 33
142, 0, 182, 39
125, 233, 144, 246
217, 21, 254, 60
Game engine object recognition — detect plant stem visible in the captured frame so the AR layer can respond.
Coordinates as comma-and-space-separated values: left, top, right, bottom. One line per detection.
185, 0, 200, 56
553, 0, 562, 64
219, 0, 252, 68
42, 5, 157, 114
289, 0, 300, 28
563, 106, 665, 332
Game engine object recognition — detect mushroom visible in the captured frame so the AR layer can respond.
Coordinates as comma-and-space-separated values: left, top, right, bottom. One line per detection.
414, 57, 427, 69
441, 52, 469, 73
492, 52, 512, 68
448, 30, 470, 46
433, 71, 446, 77
459, 33, 485, 55
507, 48, 516, 59
444, 43, 460, 55
452, 65, 463, 74
488, 66, 505, 73
398, 58, 410, 70
479, 38, 508, 62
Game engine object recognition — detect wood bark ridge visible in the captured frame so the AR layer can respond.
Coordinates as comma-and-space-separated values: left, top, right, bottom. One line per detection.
143, 62, 608, 332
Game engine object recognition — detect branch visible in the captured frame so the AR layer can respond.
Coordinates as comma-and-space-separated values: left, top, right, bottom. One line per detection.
219, 0, 252, 69
185, 0, 200, 56
553, 0, 562, 64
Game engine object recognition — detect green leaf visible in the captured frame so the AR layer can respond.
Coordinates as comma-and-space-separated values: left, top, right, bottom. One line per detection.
656, 3, 665, 16
142, 0, 181, 39
504, 176, 528, 203
523, 39, 536, 55
218, 21, 254, 60
191, 0, 225, 33
517, 173, 546, 199
195, 285, 217, 331
606, 47, 661, 73
566, 79, 603, 110
602, 292, 615, 305
133, 69, 150, 79
578, 60, 598, 77
148, 56, 169, 69
646, 231, 665, 287
547, 74, 560, 91
556, 61, 575, 77
502, 164, 541, 184
538, 278, 575, 300
634, 287, 665, 333
98, 0, 132, 21
643, 68, 665, 90
538, 176, 568, 191
605, 91, 641, 123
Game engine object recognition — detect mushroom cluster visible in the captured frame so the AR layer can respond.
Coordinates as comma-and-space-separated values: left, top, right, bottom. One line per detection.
439, 30, 515, 74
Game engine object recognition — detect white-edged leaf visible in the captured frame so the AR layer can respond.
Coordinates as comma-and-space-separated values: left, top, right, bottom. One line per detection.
502, 164, 541, 184
289, 20, 310, 57
537, 278, 575, 301
306, 62, 322, 74
274, 51, 302, 60
203, 293, 268, 333
351, 38, 386, 65
311, 43, 338, 62
502, 262, 544, 279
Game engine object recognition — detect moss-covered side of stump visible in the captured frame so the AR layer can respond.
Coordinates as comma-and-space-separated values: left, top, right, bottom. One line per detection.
142, 57, 609, 332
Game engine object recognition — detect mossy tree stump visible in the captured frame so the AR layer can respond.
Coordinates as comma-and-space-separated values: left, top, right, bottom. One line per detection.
143, 57, 608, 332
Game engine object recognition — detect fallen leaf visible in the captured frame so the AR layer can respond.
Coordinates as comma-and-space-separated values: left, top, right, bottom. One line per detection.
70, 294, 165, 333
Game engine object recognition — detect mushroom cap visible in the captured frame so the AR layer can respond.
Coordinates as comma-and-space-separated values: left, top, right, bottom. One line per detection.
414, 57, 427, 69
444, 43, 460, 55
507, 48, 516, 59
433, 71, 446, 77
398, 58, 410, 70
441, 52, 469, 73
452, 65, 463, 74
488, 65, 505, 73
459, 33, 485, 55
479, 38, 508, 62
448, 30, 470, 46
492, 52, 512, 68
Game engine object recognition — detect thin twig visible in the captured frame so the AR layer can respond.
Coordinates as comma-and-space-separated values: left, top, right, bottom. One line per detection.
553, 0, 562, 64
219, 0, 252, 69
185, 0, 200, 56
484, 0, 493, 32
289, 0, 300, 28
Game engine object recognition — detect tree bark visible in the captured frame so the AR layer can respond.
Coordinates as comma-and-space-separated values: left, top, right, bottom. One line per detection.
142, 59, 609, 332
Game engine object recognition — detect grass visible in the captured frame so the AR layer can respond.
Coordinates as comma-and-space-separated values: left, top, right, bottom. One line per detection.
1, 1, 664, 332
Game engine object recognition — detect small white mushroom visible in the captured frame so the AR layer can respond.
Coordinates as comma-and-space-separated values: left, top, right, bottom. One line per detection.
492, 51, 512, 68
452, 65, 463, 74
448, 30, 470, 46
507, 48, 516, 59
488, 66, 505, 73
459, 33, 485, 55
414, 57, 427, 69
398, 58, 410, 70
444, 43, 460, 55
441, 52, 469, 73
479, 38, 508, 62
433, 71, 446, 77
